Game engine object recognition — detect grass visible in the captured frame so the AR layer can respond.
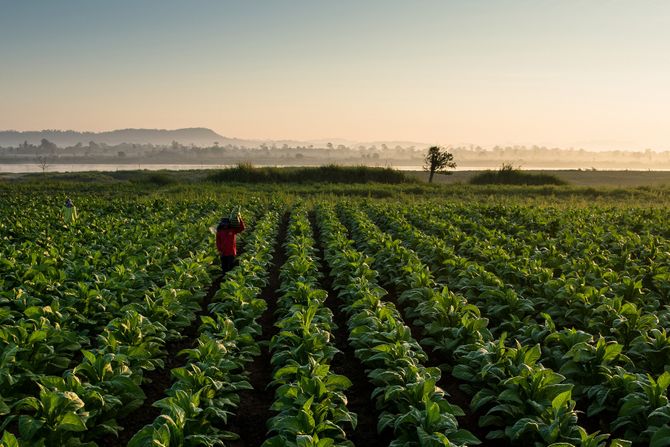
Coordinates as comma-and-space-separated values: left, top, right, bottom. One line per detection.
469, 164, 566, 185
205, 163, 415, 184
2, 164, 670, 206
406, 169, 670, 187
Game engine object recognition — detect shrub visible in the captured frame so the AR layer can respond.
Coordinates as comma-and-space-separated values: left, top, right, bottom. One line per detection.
143, 172, 178, 186
470, 164, 566, 186
206, 164, 414, 184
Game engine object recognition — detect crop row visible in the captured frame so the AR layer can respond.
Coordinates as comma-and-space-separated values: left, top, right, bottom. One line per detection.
364, 203, 670, 444
316, 203, 478, 447
0, 198, 222, 397
0, 199, 265, 445
402, 203, 670, 329
337, 203, 637, 446
260, 205, 355, 446
128, 210, 280, 446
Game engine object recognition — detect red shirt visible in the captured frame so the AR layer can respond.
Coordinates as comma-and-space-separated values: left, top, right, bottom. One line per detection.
216, 219, 245, 256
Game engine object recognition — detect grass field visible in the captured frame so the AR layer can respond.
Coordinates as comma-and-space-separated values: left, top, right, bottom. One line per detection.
5, 166, 670, 188
407, 169, 670, 187
1, 168, 669, 446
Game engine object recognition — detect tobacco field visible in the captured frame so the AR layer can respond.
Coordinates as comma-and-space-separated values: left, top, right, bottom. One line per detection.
1, 186, 669, 447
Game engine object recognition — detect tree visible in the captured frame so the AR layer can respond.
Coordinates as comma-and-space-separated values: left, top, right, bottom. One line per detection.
424, 146, 456, 183
39, 138, 57, 152
34, 154, 50, 174
34, 138, 57, 174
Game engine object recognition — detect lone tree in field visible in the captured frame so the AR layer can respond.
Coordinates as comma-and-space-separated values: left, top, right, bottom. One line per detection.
424, 146, 456, 183
34, 138, 57, 175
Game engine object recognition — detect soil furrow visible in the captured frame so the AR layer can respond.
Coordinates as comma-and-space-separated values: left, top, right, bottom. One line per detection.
382, 284, 506, 446
310, 212, 393, 447
109, 270, 225, 447
228, 212, 288, 447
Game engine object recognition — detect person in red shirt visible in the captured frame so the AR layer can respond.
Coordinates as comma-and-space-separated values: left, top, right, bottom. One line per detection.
216, 215, 245, 274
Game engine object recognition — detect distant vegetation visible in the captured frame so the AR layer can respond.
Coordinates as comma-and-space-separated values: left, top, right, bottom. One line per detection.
469, 163, 566, 185
206, 164, 415, 184
3, 129, 670, 170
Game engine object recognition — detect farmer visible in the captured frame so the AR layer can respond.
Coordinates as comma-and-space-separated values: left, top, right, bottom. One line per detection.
62, 197, 78, 224
216, 213, 245, 274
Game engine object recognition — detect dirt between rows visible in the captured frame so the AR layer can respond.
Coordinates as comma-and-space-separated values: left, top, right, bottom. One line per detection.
104, 211, 499, 447
227, 213, 288, 447
108, 269, 225, 447
382, 285, 506, 447
109, 230, 249, 446
228, 213, 395, 446
310, 212, 394, 447
340, 211, 506, 446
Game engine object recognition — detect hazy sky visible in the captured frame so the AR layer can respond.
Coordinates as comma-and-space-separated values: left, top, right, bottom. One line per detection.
1, 1, 669, 150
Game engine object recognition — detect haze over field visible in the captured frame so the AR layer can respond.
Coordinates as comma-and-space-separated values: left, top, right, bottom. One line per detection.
1, 1, 669, 152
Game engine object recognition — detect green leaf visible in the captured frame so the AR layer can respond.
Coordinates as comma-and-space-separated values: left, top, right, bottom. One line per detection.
324, 374, 352, 390
552, 390, 572, 411
23, 306, 43, 319
524, 344, 542, 365
18, 416, 44, 441
274, 365, 299, 380
0, 431, 19, 447
508, 417, 539, 440
451, 365, 474, 381
0, 399, 10, 416
657, 372, 670, 391
651, 426, 670, 447
425, 401, 441, 428
449, 429, 482, 445
602, 344, 623, 362
28, 330, 48, 343
261, 437, 286, 447
58, 413, 87, 432
155, 417, 177, 447
499, 389, 523, 404
298, 409, 316, 433
81, 349, 97, 364
296, 434, 315, 447
128, 425, 165, 447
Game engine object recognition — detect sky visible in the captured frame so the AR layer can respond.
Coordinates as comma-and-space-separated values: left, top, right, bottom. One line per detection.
1, 0, 669, 150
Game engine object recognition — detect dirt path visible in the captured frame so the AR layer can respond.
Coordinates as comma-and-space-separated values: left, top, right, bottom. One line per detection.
310, 212, 393, 447
109, 270, 225, 446
383, 284, 501, 445
228, 212, 288, 447
340, 211, 503, 446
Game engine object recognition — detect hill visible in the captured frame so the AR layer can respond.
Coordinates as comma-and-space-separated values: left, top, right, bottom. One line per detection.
0, 128, 429, 150
0, 128, 229, 147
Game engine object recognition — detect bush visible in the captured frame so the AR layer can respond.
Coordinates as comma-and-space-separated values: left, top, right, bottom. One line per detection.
206, 164, 414, 184
142, 172, 178, 186
469, 164, 566, 186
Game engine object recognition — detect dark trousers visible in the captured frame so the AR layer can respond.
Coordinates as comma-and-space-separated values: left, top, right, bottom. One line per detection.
220, 255, 236, 274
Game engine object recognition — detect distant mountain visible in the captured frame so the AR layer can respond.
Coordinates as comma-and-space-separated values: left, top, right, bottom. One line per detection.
0, 127, 429, 150
0, 128, 230, 147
